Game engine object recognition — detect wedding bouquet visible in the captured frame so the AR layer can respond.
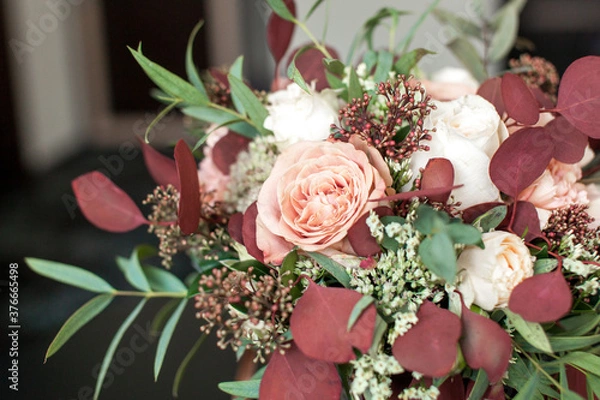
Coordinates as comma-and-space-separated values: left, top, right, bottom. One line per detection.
26, 0, 600, 399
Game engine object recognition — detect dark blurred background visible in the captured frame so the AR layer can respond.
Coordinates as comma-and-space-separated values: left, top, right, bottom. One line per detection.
0, 0, 599, 399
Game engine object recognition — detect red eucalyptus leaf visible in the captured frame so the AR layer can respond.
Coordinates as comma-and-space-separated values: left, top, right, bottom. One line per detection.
137, 137, 179, 190
544, 115, 589, 164
347, 207, 394, 257
241, 202, 264, 263
259, 342, 342, 400
510, 201, 542, 242
508, 267, 573, 323
530, 87, 555, 109
489, 127, 553, 197
461, 202, 506, 225
392, 301, 461, 378
477, 77, 505, 117
566, 365, 598, 399
290, 281, 376, 363
72, 171, 149, 232
501, 73, 540, 125
287, 46, 340, 91
174, 139, 201, 235
374, 185, 462, 203
420, 158, 455, 203
460, 303, 512, 384
555, 56, 600, 138
267, 0, 296, 73
211, 131, 251, 175
228, 212, 244, 245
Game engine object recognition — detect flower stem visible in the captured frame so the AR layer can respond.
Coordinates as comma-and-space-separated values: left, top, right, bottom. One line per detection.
111, 290, 187, 299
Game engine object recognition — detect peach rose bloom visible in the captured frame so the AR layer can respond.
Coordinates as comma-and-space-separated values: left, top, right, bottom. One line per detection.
255, 139, 392, 264
421, 67, 478, 101
518, 159, 589, 227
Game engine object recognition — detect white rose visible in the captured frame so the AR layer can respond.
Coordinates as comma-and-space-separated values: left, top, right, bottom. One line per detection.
263, 83, 339, 148
409, 95, 509, 209
457, 231, 534, 311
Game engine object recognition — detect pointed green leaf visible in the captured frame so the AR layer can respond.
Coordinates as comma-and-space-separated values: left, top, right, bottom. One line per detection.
534, 258, 559, 274
521, 335, 600, 353
287, 45, 313, 94
218, 380, 260, 398
94, 299, 147, 400
418, 233, 457, 283
467, 369, 490, 400
154, 299, 188, 380
446, 223, 482, 246
307, 252, 351, 288
150, 299, 179, 335
172, 334, 208, 397
558, 313, 600, 336
561, 352, 600, 377
513, 370, 540, 400
228, 74, 270, 135
373, 51, 394, 84
393, 48, 435, 76
182, 106, 258, 138
128, 47, 207, 106
369, 314, 388, 354
323, 58, 345, 76
489, 3, 519, 62
433, 8, 482, 38
348, 67, 363, 102
348, 296, 375, 331
26, 258, 114, 293
396, 0, 440, 53
116, 246, 154, 292
230, 55, 244, 80
185, 20, 209, 99
473, 205, 507, 232
505, 309, 552, 353
305, 0, 325, 20
45, 294, 113, 361
587, 374, 600, 397
142, 266, 186, 293
266, 0, 296, 21
446, 37, 487, 82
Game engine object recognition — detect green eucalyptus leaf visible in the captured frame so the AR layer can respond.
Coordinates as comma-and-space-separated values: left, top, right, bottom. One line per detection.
348, 296, 375, 331
414, 204, 446, 235
287, 46, 313, 94
26, 258, 114, 293
325, 70, 345, 90
129, 47, 207, 106
94, 299, 147, 400
172, 334, 208, 397
373, 51, 394, 84
228, 75, 269, 136
534, 258, 559, 274
393, 48, 435, 76
266, 0, 296, 21
307, 252, 351, 288
446, 223, 482, 246
348, 67, 363, 102
473, 205, 507, 232
418, 233, 457, 283
446, 37, 487, 82
154, 299, 188, 380
432, 8, 482, 38
396, 0, 440, 53
45, 294, 113, 361
182, 106, 258, 138
185, 20, 209, 99
505, 309, 552, 353
363, 50, 378, 72
323, 58, 345, 76
218, 380, 260, 398
280, 250, 299, 287
142, 266, 186, 293
228, 259, 271, 277
489, 3, 519, 62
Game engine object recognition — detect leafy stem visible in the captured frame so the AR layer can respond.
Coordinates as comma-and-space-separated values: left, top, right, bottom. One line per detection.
111, 290, 187, 299
295, 19, 333, 58
513, 342, 565, 392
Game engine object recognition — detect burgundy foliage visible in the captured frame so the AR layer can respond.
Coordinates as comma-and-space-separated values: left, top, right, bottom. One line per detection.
508, 267, 573, 323
290, 281, 376, 363
211, 131, 251, 175
477, 77, 505, 117
420, 158, 455, 203
374, 185, 462, 203
209, 68, 229, 87
510, 201, 542, 242
501, 73, 540, 125
544, 115, 589, 164
174, 139, 201, 235
347, 206, 394, 257
137, 137, 179, 190
530, 86, 555, 109
72, 171, 149, 233
259, 342, 342, 400
461, 202, 506, 225
555, 56, 600, 138
489, 127, 553, 198
287, 46, 340, 91
267, 0, 296, 77
227, 212, 244, 245
460, 302, 512, 384
566, 365, 599, 399
241, 202, 264, 263
392, 301, 461, 378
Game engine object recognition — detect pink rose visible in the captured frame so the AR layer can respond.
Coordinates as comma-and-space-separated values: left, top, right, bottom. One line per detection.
255, 139, 392, 264
198, 126, 230, 205
518, 159, 589, 227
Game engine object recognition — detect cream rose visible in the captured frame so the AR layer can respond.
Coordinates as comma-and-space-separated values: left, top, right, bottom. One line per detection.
457, 231, 534, 311
255, 139, 392, 264
263, 83, 340, 148
409, 95, 509, 209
